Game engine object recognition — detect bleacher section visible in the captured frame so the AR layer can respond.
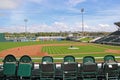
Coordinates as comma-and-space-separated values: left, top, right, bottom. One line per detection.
112, 37, 120, 42
110, 30, 120, 35
94, 30, 120, 45
0, 54, 120, 80
94, 22, 120, 45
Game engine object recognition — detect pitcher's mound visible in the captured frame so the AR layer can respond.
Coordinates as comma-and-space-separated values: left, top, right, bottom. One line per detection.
68, 46, 79, 49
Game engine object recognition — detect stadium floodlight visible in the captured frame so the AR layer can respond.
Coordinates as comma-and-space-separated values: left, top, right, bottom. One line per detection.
81, 8, 84, 36
24, 19, 28, 33
24, 19, 28, 38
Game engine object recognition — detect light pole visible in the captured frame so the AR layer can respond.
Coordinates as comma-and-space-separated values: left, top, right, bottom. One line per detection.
24, 19, 28, 38
24, 19, 28, 33
81, 8, 84, 36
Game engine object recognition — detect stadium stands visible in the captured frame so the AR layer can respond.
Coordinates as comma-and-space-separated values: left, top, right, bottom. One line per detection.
0, 54, 120, 80
94, 31, 120, 45
94, 22, 120, 45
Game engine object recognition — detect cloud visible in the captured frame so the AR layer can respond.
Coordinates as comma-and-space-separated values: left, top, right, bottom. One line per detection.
29, 22, 70, 32
0, 22, 117, 33
95, 24, 116, 32
0, 0, 21, 9
0, 22, 69, 33
52, 22, 68, 31
72, 23, 116, 32
28, 24, 52, 32
28, 0, 43, 4
0, 25, 24, 33
67, 0, 86, 7
98, 24, 110, 27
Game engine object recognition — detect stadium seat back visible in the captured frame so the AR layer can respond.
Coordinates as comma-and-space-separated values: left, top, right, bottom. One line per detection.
3, 54, 16, 63
62, 55, 78, 80
17, 55, 32, 79
83, 56, 95, 64
19, 55, 32, 63
64, 55, 75, 62
3, 62, 16, 75
81, 56, 98, 79
104, 55, 116, 63
3, 54, 17, 79
103, 55, 119, 79
82, 63, 97, 72
39, 56, 55, 80
42, 56, 53, 63
17, 63, 32, 77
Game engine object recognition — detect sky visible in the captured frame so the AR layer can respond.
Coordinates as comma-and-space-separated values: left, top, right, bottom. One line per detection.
0, 0, 120, 33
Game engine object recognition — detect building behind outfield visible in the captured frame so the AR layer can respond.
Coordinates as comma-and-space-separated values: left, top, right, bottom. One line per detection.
36, 36, 66, 41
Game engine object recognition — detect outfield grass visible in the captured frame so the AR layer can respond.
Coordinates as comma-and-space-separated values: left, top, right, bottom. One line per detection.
0, 41, 75, 51
52, 52, 120, 57
40, 42, 120, 62
0, 41, 120, 63
0, 41, 120, 52
42, 45, 105, 54
93, 44, 120, 50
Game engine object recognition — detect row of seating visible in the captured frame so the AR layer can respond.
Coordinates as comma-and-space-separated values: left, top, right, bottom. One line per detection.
1, 54, 120, 80
2, 55, 33, 80
95, 35, 119, 43
94, 30, 120, 45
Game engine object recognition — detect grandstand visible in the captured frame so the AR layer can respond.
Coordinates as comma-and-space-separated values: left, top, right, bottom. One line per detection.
94, 22, 120, 45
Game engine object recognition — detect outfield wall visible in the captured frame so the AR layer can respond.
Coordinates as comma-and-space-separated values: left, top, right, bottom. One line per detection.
0, 33, 6, 42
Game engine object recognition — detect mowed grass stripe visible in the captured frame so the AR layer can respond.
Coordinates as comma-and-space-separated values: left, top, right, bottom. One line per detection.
0, 41, 77, 52
52, 52, 120, 58
92, 43, 120, 50
41, 45, 106, 54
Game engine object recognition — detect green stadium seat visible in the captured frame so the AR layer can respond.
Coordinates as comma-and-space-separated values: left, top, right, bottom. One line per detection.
39, 56, 55, 80
81, 56, 98, 80
62, 55, 78, 80
103, 55, 119, 80
64, 55, 75, 62
42, 56, 53, 63
3, 54, 17, 79
17, 55, 32, 80
83, 56, 95, 63
104, 55, 116, 62
3, 54, 16, 63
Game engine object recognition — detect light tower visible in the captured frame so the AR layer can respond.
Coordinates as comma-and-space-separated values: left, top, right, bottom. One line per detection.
24, 19, 28, 38
24, 19, 28, 33
81, 8, 84, 36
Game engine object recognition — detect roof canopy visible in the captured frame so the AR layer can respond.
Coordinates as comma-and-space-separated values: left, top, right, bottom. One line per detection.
114, 22, 120, 27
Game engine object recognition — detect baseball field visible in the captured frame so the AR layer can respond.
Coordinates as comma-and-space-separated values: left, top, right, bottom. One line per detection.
0, 41, 120, 62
